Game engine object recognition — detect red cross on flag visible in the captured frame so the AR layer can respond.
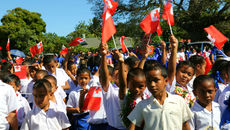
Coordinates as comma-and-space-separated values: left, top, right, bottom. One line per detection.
204, 25, 228, 50
60, 45, 68, 55
30, 41, 43, 57
68, 37, 87, 46
120, 36, 128, 53
101, 0, 118, 44
14, 65, 27, 79
81, 86, 102, 111
6, 38, 10, 51
140, 8, 160, 34
162, 1, 174, 26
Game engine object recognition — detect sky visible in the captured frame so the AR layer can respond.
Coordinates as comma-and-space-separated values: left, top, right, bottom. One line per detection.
0, 0, 95, 36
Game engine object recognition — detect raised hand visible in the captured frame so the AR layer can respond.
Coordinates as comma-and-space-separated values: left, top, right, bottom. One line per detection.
169, 35, 178, 49
113, 49, 124, 63
99, 43, 108, 56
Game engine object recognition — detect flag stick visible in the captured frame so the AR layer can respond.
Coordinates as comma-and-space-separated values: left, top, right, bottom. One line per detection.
158, 35, 162, 41
112, 35, 117, 49
147, 33, 152, 45
167, 13, 173, 35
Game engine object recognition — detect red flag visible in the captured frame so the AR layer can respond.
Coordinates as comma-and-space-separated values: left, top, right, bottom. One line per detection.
60, 45, 68, 55
15, 57, 23, 65
104, 0, 118, 16
82, 86, 101, 111
203, 52, 212, 74
120, 36, 128, 53
140, 8, 160, 34
14, 65, 27, 79
157, 23, 163, 36
30, 41, 43, 57
101, 0, 117, 44
204, 25, 228, 50
162, 1, 174, 26
6, 38, 10, 51
68, 37, 87, 46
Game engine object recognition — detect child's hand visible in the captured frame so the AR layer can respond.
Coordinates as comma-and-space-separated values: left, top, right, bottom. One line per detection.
142, 44, 150, 58
169, 35, 178, 48
75, 107, 80, 113
100, 43, 108, 56
113, 49, 124, 63
160, 40, 166, 49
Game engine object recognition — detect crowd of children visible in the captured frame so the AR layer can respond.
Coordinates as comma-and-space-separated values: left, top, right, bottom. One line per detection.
0, 34, 230, 130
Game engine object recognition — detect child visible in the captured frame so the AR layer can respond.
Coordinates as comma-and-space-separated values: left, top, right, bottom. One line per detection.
211, 60, 229, 102
21, 79, 70, 130
20, 60, 33, 94
128, 52, 193, 130
189, 75, 221, 130
66, 68, 91, 130
220, 96, 230, 129
43, 75, 66, 112
3, 74, 31, 128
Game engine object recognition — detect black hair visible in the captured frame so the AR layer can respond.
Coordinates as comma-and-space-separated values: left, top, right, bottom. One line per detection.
0, 70, 11, 80
212, 60, 229, 78
189, 55, 205, 67
124, 56, 139, 70
67, 61, 75, 70
193, 75, 215, 90
176, 61, 195, 75
35, 70, 49, 78
33, 79, 52, 93
1, 62, 13, 71
3, 74, 20, 87
77, 67, 91, 77
87, 55, 101, 75
43, 75, 57, 86
127, 68, 145, 83
223, 41, 230, 55
144, 60, 168, 78
43, 55, 57, 65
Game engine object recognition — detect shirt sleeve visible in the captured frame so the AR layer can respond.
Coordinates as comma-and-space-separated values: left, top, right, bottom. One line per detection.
20, 113, 30, 130
59, 111, 71, 129
181, 98, 194, 123
127, 102, 144, 127
67, 92, 78, 108
188, 114, 195, 130
7, 87, 18, 113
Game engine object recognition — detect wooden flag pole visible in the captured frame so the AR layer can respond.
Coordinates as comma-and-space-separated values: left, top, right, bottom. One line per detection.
158, 35, 162, 41
167, 13, 173, 35
112, 35, 117, 49
147, 33, 152, 45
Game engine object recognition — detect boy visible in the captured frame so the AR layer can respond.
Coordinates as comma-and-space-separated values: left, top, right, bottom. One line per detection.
21, 79, 70, 130
128, 35, 193, 130
189, 75, 221, 129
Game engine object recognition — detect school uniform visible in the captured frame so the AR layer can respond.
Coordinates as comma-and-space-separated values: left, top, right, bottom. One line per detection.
128, 93, 193, 130
214, 83, 227, 102
66, 78, 77, 95
53, 90, 67, 113
88, 76, 108, 130
218, 86, 230, 112
26, 80, 34, 107
20, 77, 32, 95
47, 68, 70, 89
20, 101, 70, 130
0, 80, 18, 130
189, 101, 221, 130
16, 91, 31, 128
67, 85, 90, 130
220, 107, 230, 129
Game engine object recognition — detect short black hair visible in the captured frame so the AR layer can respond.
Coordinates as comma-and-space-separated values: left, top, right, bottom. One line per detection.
44, 75, 57, 86
127, 68, 145, 83
1, 62, 13, 71
176, 61, 195, 75
223, 41, 230, 54
33, 79, 52, 93
3, 74, 20, 87
35, 70, 49, 78
212, 60, 229, 77
77, 67, 91, 76
189, 55, 205, 68
193, 75, 215, 90
43, 55, 57, 65
144, 60, 167, 78
125, 56, 139, 69
0, 70, 11, 80
67, 61, 75, 70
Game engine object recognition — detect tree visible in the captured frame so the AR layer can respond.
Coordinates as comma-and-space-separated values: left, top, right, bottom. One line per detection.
0, 7, 46, 54
88, 0, 230, 41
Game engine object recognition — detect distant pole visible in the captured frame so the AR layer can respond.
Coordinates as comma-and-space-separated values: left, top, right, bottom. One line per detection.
112, 35, 117, 49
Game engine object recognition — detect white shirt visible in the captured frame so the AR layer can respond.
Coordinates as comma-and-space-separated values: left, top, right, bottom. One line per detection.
20, 77, 32, 94
20, 101, 70, 130
214, 83, 227, 102
218, 86, 230, 112
128, 93, 193, 130
102, 83, 126, 129
47, 68, 70, 88
26, 80, 34, 104
65, 78, 77, 94
54, 91, 67, 113
0, 80, 18, 130
16, 91, 31, 127
88, 76, 107, 124
66, 85, 89, 116
189, 101, 221, 130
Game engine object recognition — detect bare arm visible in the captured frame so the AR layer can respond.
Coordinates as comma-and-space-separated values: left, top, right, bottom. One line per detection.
182, 121, 191, 130
66, 107, 80, 114
138, 44, 149, 69
7, 110, 18, 130
62, 81, 70, 90
167, 35, 178, 85
128, 123, 136, 130
160, 40, 167, 65
99, 43, 110, 92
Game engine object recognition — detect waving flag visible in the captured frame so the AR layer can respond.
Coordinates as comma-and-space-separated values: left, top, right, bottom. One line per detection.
60, 45, 68, 55
120, 36, 128, 53
140, 8, 160, 34
101, 0, 118, 44
157, 23, 163, 36
68, 37, 87, 46
15, 57, 24, 65
162, 1, 174, 26
82, 86, 102, 111
6, 38, 10, 51
14, 65, 27, 79
204, 25, 228, 50
203, 52, 212, 74
30, 41, 43, 57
